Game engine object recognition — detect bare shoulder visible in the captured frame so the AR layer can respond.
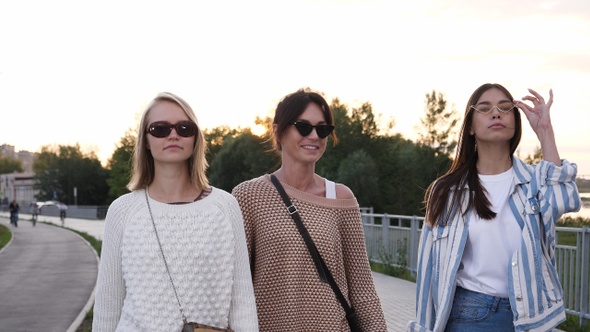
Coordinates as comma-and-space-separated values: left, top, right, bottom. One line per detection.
335, 183, 355, 199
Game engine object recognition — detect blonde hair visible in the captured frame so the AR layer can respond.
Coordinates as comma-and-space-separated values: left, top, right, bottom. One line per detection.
127, 92, 209, 191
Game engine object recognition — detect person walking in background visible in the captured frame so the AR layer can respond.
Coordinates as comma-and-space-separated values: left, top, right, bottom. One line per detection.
31, 202, 38, 226
9, 199, 19, 227
92, 92, 258, 331
58, 201, 67, 225
232, 88, 387, 331
408, 84, 581, 332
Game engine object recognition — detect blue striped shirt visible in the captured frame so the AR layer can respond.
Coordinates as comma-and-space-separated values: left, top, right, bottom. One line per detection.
407, 158, 581, 332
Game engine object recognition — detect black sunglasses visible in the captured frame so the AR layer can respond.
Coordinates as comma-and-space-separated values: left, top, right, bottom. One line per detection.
147, 121, 198, 138
291, 121, 335, 139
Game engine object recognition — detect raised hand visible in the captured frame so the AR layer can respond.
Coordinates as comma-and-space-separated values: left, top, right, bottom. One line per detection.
515, 88, 561, 165
515, 88, 553, 135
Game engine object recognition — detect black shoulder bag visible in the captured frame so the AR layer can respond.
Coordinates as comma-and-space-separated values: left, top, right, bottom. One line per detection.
270, 175, 361, 332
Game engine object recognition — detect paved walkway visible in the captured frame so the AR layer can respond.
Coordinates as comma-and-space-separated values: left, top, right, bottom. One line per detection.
0, 212, 416, 331
0, 214, 98, 332
373, 270, 416, 331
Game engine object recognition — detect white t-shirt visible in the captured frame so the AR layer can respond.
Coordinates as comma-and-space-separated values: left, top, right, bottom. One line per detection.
456, 167, 522, 297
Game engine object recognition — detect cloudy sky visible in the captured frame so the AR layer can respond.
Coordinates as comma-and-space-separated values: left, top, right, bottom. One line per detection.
1, 0, 589, 176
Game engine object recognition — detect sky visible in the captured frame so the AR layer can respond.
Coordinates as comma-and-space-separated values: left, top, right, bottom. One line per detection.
1, 0, 589, 177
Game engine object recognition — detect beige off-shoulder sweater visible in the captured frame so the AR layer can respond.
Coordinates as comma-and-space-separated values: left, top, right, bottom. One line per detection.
232, 175, 387, 332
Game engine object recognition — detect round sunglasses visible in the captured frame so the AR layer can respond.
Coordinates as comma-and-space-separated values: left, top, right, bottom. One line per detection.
291, 121, 335, 139
146, 121, 198, 138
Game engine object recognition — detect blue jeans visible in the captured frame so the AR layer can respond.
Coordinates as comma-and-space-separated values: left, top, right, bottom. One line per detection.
445, 286, 514, 332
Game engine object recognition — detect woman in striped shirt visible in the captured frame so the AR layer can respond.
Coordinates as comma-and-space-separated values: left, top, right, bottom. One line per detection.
408, 83, 581, 332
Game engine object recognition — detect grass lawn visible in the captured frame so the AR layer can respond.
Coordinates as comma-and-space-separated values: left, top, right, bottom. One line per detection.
0, 223, 12, 250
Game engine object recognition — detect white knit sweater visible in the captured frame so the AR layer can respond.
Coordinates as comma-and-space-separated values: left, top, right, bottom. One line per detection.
92, 188, 258, 332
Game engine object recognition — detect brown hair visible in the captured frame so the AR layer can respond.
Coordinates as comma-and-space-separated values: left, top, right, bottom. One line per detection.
424, 83, 522, 227
272, 88, 338, 151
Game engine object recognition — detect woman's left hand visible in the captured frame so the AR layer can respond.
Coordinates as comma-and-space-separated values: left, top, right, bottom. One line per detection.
515, 88, 553, 134
516, 88, 562, 165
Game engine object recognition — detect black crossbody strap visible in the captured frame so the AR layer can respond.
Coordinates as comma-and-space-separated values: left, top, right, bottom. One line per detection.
269, 174, 354, 317
270, 174, 327, 283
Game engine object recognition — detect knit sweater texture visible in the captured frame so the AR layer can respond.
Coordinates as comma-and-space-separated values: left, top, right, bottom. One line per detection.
232, 175, 387, 331
92, 188, 258, 332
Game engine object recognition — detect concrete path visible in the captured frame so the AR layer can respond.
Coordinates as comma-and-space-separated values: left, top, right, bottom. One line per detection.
373, 271, 416, 331
1, 212, 416, 331
0, 215, 98, 332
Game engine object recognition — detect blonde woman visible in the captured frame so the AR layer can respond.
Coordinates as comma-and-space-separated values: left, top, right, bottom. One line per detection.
93, 92, 258, 331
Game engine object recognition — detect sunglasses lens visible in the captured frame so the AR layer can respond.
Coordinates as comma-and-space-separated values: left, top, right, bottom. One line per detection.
294, 122, 313, 136
147, 121, 197, 138
175, 121, 198, 137
148, 122, 172, 138
316, 125, 334, 139
292, 122, 334, 138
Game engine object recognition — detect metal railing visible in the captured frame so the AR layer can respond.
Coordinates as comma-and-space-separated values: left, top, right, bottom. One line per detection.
361, 212, 590, 327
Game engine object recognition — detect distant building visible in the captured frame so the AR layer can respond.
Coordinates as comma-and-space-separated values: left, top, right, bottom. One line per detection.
0, 144, 16, 158
17, 150, 36, 173
0, 172, 38, 209
1, 144, 36, 173
1, 144, 38, 209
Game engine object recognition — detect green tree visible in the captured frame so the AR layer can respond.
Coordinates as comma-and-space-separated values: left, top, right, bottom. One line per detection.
319, 99, 421, 213
204, 125, 240, 166
337, 149, 379, 207
523, 146, 543, 165
0, 156, 23, 174
33, 144, 109, 205
208, 129, 277, 192
319, 95, 449, 215
372, 137, 450, 215
319, 99, 388, 179
106, 129, 136, 202
417, 90, 458, 157
254, 115, 273, 136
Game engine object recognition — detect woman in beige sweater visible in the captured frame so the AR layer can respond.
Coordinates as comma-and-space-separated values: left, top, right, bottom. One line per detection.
232, 88, 387, 331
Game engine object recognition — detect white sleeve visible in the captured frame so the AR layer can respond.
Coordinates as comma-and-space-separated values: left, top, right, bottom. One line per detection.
92, 197, 129, 332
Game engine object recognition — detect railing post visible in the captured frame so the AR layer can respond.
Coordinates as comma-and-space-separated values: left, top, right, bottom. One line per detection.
382, 214, 390, 256
580, 226, 589, 327
409, 216, 419, 277
360, 207, 375, 224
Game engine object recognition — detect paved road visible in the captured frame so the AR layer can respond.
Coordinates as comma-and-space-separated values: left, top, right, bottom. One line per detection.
0, 215, 98, 332
1, 212, 416, 331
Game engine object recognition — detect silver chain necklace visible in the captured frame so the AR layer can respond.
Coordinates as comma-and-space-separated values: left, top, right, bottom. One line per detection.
144, 189, 188, 324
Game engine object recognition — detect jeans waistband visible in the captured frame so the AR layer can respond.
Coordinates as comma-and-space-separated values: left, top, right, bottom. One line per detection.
455, 286, 511, 309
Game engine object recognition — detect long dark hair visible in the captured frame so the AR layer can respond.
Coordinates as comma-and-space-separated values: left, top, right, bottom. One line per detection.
424, 83, 522, 227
